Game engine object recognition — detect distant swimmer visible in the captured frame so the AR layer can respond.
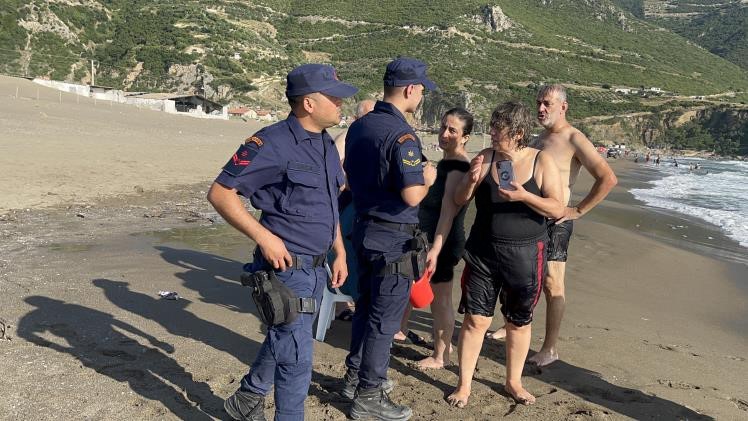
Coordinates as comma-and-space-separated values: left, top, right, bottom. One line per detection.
489, 84, 618, 368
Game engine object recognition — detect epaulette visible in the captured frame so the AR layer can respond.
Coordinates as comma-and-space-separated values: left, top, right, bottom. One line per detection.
397, 133, 416, 144
244, 135, 264, 147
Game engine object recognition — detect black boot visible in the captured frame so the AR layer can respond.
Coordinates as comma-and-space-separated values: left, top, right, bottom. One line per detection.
341, 368, 394, 399
349, 386, 412, 421
224, 389, 266, 421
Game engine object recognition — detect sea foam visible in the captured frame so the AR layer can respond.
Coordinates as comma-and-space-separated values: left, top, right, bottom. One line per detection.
630, 159, 748, 248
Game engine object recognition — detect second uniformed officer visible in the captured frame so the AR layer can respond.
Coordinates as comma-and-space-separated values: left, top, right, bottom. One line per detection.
207, 64, 357, 421
342, 57, 438, 420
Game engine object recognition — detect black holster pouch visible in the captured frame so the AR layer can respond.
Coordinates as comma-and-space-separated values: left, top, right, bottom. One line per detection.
380, 230, 430, 280
240, 270, 316, 327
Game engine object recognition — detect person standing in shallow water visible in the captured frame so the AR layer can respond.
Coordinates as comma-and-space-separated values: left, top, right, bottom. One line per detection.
448, 101, 564, 407
414, 108, 473, 370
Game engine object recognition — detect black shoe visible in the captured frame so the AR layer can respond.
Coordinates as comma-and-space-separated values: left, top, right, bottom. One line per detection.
341, 368, 394, 400
224, 389, 266, 421
350, 386, 412, 421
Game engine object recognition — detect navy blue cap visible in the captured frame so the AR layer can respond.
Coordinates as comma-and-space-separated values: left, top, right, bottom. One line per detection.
286, 64, 359, 98
383, 57, 437, 90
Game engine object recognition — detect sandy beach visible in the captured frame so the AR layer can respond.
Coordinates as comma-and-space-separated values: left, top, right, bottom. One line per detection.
1, 76, 746, 420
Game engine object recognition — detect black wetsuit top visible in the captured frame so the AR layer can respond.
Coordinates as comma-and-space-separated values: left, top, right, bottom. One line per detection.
467, 150, 546, 243
419, 159, 470, 254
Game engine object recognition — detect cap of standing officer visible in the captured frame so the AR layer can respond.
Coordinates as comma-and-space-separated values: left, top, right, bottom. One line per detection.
341, 57, 437, 421
209, 63, 357, 421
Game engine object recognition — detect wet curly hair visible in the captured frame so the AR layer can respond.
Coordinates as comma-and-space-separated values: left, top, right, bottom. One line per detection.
489, 101, 533, 149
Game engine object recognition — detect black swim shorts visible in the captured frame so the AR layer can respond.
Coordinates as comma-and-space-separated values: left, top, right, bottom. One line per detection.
547, 220, 573, 262
458, 237, 547, 327
430, 246, 462, 284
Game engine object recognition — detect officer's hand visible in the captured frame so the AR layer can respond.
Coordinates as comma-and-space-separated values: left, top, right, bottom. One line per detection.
257, 231, 293, 271
330, 255, 348, 288
423, 162, 437, 187
425, 247, 439, 274
469, 154, 484, 184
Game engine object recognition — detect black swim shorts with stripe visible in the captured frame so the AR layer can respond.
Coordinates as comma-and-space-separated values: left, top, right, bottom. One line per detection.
547, 220, 573, 262
458, 236, 547, 327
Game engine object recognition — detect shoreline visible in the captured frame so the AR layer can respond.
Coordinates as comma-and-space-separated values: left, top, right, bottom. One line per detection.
579, 159, 747, 266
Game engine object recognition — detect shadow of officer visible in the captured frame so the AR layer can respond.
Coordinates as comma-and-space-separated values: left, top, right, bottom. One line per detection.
153, 245, 250, 312
341, 57, 438, 420
92, 278, 260, 365
206, 64, 358, 421
17, 296, 224, 419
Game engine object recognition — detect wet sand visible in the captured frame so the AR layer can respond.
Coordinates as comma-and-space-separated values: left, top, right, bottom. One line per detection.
1, 76, 746, 420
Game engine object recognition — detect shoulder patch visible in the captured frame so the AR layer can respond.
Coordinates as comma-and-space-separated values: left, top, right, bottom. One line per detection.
222, 144, 260, 177
244, 135, 264, 147
397, 133, 416, 144
399, 146, 422, 171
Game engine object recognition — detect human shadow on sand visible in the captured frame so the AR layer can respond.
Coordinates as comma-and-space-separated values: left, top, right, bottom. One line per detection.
153, 245, 251, 312
451, 331, 713, 420
92, 278, 261, 364
17, 296, 224, 419
326, 305, 711, 420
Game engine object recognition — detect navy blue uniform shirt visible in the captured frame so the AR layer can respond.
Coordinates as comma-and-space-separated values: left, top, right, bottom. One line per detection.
344, 101, 425, 224
215, 113, 343, 255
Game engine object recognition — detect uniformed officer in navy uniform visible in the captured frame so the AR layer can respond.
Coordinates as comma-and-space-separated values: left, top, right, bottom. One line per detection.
207, 64, 357, 421
342, 57, 438, 420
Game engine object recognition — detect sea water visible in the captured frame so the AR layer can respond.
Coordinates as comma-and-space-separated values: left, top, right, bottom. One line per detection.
630, 159, 748, 248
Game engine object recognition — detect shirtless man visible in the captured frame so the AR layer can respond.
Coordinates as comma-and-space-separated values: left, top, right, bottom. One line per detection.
530, 84, 617, 366
488, 85, 617, 367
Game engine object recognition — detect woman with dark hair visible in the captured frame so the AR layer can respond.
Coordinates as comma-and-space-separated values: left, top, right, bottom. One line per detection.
414, 107, 473, 369
447, 101, 564, 406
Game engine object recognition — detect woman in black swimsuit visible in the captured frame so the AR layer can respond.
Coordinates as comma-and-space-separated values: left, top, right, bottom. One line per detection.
448, 101, 564, 407
414, 108, 473, 370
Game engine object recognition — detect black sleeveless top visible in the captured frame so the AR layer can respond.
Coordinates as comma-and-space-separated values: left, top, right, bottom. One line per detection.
418, 159, 470, 249
467, 150, 546, 243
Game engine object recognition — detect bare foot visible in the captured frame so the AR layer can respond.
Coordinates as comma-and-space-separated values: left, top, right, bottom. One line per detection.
504, 382, 535, 405
416, 356, 445, 370
393, 331, 406, 341
446, 388, 471, 408
527, 349, 558, 367
486, 328, 506, 340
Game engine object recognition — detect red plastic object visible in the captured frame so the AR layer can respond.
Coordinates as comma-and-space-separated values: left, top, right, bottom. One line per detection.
409, 270, 434, 308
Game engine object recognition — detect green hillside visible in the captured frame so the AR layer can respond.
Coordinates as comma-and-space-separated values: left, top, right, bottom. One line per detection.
1, 0, 746, 120
614, 0, 748, 71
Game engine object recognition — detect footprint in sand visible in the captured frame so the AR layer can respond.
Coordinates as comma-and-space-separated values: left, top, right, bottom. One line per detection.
730, 397, 748, 412
656, 379, 702, 390
575, 323, 611, 331
727, 355, 745, 362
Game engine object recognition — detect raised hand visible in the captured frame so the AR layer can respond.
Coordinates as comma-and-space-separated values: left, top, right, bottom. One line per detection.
468, 154, 484, 184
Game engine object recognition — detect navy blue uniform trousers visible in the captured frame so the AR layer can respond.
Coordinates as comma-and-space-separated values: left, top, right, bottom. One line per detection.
345, 221, 413, 389
240, 253, 325, 421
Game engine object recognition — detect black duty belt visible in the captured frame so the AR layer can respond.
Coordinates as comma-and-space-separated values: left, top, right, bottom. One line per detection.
367, 218, 419, 236
289, 253, 327, 270
295, 297, 317, 313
